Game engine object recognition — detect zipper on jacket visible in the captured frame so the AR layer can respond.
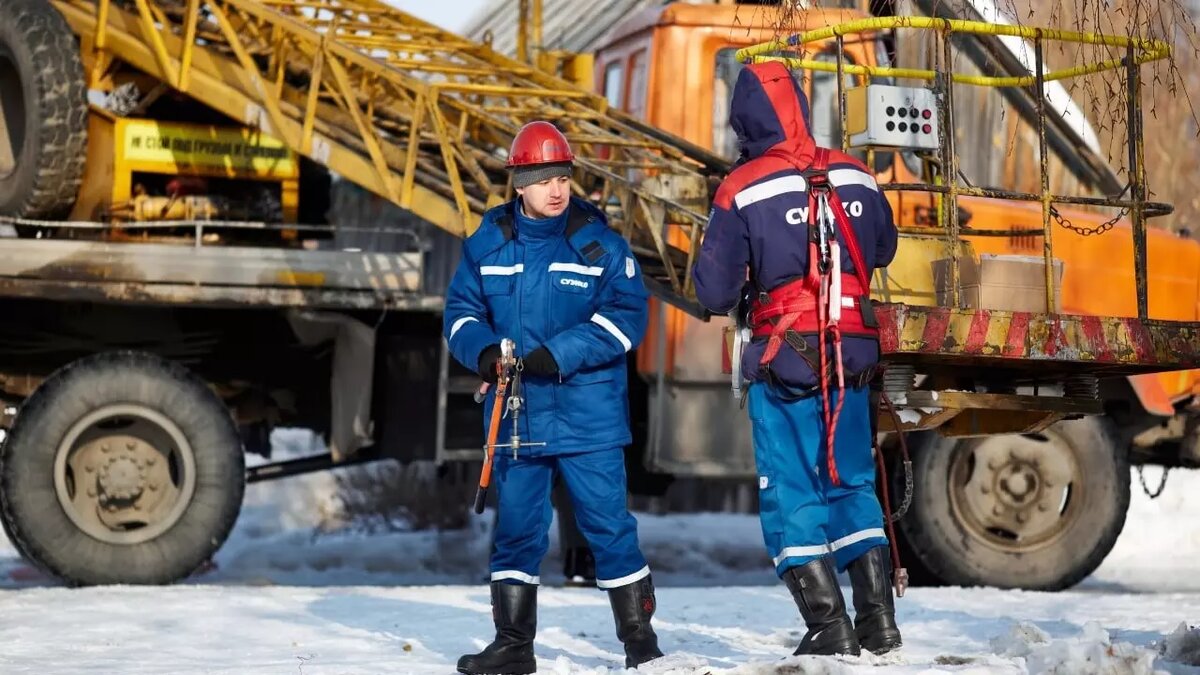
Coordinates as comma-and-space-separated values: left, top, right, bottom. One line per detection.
548, 241, 561, 429
514, 240, 525, 459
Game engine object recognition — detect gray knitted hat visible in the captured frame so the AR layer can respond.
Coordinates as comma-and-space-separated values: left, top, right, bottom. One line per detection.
512, 161, 573, 189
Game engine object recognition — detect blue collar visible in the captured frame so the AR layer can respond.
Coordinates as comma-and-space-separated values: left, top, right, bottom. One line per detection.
514, 199, 568, 241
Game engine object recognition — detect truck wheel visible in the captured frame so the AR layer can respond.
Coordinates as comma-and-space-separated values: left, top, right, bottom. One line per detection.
0, 431, 34, 566
0, 351, 244, 586
896, 417, 1129, 591
0, 0, 87, 221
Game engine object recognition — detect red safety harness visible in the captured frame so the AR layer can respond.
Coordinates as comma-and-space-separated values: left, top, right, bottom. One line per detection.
749, 148, 877, 486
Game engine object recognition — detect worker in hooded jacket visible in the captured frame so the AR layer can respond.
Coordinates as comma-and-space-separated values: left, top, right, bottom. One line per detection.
693, 61, 902, 657
443, 120, 664, 674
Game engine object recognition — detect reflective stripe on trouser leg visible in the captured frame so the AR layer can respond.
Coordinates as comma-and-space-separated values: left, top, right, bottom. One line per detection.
490, 454, 555, 584
824, 386, 889, 572
556, 447, 650, 589
748, 383, 831, 576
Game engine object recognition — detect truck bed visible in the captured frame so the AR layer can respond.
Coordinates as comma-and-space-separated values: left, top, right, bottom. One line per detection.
0, 237, 438, 311
879, 304, 1200, 376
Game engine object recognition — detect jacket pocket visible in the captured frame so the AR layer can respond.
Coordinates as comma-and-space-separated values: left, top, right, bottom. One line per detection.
480, 273, 516, 333
561, 366, 613, 386
549, 272, 596, 295
555, 367, 620, 445
548, 266, 598, 332
758, 474, 784, 544
482, 275, 514, 296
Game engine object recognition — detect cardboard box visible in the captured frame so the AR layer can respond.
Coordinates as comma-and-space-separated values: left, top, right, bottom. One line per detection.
932, 254, 1064, 313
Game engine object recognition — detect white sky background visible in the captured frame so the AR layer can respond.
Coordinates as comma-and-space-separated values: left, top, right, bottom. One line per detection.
384, 0, 491, 33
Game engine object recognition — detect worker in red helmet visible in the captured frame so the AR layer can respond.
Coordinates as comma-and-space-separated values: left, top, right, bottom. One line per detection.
444, 120, 664, 674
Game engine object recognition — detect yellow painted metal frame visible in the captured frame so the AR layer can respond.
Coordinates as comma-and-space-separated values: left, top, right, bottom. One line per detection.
737, 16, 1172, 321
735, 16, 1171, 87
55, 0, 725, 307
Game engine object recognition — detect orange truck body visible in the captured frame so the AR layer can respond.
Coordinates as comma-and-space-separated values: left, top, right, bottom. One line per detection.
592, 2, 1200, 415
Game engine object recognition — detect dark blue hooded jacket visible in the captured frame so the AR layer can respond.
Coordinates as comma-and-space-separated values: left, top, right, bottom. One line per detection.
693, 61, 898, 389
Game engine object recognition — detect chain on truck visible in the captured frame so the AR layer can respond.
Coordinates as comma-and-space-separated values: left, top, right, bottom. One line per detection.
0, 0, 1196, 590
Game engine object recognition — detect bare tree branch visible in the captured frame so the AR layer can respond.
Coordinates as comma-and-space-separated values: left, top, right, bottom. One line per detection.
735, 0, 1200, 238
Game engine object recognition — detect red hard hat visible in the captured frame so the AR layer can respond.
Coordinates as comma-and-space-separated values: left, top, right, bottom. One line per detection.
506, 121, 575, 168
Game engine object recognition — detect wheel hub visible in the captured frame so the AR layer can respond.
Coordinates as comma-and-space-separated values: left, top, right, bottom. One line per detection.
951, 433, 1081, 552
54, 405, 196, 545
995, 461, 1040, 508
97, 451, 146, 502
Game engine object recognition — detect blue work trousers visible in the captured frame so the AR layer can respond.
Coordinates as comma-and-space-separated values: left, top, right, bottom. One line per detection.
748, 382, 888, 575
490, 447, 650, 589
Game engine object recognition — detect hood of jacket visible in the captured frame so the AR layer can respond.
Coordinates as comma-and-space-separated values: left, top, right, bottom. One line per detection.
730, 60, 816, 165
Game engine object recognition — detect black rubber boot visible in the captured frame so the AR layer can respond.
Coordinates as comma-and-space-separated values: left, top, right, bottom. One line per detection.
457, 582, 537, 675
848, 546, 903, 655
782, 556, 861, 657
608, 575, 665, 668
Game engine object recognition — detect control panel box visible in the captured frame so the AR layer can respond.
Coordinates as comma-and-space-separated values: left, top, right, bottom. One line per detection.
845, 84, 940, 151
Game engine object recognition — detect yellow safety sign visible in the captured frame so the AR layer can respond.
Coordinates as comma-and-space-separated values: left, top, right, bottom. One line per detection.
118, 118, 298, 178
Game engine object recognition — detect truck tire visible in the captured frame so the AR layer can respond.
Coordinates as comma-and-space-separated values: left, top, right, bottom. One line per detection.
0, 0, 87, 221
0, 351, 245, 586
0, 445, 33, 564
895, 417, 1129, 591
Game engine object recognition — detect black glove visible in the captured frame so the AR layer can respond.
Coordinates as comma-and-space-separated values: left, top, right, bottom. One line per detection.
521, 346, 559, 378
477, 344, 503, 384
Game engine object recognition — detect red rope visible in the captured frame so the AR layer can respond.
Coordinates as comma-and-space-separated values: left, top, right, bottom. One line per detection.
827, 328, 846, 486
816, 263, 846, 486
815, 256, 838, 486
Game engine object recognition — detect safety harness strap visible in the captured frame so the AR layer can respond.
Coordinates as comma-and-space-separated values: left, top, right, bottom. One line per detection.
751, 148, 877, 363
747, 148, 881, 486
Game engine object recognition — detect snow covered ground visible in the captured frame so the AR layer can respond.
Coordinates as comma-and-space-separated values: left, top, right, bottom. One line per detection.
1, 429, 1199, 674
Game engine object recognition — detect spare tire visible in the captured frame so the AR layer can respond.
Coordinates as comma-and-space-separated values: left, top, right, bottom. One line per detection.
0, 0, 87, 221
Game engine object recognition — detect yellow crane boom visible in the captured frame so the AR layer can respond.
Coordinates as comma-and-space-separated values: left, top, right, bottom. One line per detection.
51, 0, 729, 314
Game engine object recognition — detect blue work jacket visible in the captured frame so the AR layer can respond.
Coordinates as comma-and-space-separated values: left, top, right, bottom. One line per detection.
443, 196, 649, 455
